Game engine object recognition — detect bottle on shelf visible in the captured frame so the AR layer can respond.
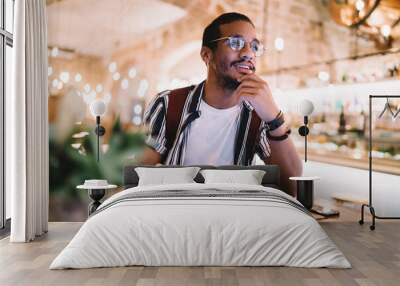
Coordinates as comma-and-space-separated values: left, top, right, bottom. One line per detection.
338, 105, 346, 134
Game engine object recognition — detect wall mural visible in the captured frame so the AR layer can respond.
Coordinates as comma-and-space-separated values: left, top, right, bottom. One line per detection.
47, 0, 400, 221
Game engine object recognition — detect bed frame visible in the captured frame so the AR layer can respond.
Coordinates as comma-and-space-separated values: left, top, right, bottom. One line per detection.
123, 165, 281, 190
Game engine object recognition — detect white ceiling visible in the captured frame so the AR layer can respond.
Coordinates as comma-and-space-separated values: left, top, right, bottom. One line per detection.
47, 0, 187, 57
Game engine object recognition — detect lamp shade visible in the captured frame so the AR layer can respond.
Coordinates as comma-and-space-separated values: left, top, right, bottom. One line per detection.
299, 99, 314, 116
90, 100, 106, 117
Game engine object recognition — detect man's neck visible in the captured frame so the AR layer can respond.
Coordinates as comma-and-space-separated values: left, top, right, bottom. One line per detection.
203, 78, 240, 109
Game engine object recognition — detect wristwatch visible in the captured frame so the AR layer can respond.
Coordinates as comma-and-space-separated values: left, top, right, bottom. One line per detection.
266, 110, 285, 131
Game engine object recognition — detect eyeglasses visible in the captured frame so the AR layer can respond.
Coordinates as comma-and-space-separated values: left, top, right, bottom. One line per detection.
208, 36, 266, 57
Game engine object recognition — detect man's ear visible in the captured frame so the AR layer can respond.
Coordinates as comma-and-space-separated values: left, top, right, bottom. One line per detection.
200, 46, 212, 66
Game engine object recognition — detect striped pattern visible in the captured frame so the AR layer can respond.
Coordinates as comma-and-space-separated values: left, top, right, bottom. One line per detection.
92, 189, 312, 218
143, 81, 271, 165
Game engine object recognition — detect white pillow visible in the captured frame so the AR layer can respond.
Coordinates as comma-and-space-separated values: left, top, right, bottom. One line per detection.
200, 169, 266, 185
135, 167, 200, 186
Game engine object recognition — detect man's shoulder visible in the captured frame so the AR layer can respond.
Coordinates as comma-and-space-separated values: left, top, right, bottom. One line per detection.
149, 82, 203, 110
162, 84, 197, 98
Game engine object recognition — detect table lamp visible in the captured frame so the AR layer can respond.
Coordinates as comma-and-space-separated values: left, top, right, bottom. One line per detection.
298, 99, 314, 162
90, 100, 107, 162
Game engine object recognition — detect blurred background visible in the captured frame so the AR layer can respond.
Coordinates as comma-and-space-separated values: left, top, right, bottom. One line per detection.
46, 0, 400, 221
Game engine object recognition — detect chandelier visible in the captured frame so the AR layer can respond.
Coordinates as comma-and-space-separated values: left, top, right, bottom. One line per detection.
329, 0, 400, 49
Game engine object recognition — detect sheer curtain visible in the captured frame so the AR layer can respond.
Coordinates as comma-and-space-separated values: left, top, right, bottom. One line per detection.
9, 0, 49, 242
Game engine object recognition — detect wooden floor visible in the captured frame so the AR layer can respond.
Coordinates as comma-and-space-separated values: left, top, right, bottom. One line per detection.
0, 206, 399, 286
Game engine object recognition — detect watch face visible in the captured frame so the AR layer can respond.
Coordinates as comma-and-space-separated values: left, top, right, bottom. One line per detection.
267, 112, 284, 131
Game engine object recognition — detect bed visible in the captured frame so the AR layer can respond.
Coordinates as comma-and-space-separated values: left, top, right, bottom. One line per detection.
50, 165, 350, 269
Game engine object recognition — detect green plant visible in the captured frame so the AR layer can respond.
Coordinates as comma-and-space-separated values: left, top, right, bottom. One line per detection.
49, 117, 146, 199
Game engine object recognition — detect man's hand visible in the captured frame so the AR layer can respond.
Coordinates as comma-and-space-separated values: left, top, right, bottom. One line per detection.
234, 74, 280, 122
235, 75, 302, 196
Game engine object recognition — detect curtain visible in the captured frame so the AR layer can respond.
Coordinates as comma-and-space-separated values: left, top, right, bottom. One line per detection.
9, 0, 49, 242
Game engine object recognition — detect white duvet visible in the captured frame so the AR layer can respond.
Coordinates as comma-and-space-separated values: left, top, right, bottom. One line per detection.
50, 183, 351, 269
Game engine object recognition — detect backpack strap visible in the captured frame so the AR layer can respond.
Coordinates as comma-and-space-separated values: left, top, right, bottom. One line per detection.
244, 110, 262, 165
162, 85, 195, 163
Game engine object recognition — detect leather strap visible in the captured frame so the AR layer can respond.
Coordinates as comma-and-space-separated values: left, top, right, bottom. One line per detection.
163, 86, 194, 163
245, 110, 262, 164
266, 128, 291, 141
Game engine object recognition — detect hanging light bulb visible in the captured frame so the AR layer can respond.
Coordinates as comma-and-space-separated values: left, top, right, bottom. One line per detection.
380, 25, 391, 38
355, 0, 365, 12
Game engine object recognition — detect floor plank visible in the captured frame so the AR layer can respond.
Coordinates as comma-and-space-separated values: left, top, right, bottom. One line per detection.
0, 206, 399, 286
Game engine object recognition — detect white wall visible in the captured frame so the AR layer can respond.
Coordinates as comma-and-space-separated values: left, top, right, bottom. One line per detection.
303, 161, 400, 217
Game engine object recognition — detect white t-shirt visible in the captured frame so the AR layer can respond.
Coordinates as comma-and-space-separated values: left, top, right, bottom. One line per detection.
183, 99, 241, 165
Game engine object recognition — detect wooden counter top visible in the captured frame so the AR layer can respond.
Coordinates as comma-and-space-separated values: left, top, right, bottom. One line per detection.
298, 149, 400, 176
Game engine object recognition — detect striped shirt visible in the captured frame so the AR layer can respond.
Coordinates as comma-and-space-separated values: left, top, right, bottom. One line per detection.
143, 81, 271, 166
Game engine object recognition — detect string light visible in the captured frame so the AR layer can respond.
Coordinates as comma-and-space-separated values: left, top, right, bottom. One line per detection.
108, 62, 117, 73
96, 84, 103, 93
84, 84, 91, 93
112, 72, 121, 81
134, 105, 142, 114
133, 116, 142, 125
104, 93, 112, 104
274, 37, 285, 52
60, 71, 70, 83
121, 79, 129, 90
128, 67, 137, 79
75, 73, 82, 82
380, 25, 391, 38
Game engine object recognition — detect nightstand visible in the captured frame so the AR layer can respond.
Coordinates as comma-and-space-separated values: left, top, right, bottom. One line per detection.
77, 182, 117, 216
289, 176, 320, 210
290, 176, 339, 218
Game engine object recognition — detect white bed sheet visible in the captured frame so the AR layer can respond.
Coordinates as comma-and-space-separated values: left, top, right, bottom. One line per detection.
50, 183, 351, 269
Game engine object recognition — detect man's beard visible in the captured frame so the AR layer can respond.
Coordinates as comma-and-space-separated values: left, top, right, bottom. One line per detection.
216, 61, 240, 91
215, 58, 254, 91
220, 74, 240, 91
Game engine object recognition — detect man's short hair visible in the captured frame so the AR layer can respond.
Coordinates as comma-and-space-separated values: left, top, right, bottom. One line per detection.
202, 12, 255, 51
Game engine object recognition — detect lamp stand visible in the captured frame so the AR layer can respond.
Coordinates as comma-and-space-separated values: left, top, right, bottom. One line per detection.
94, 116, 105, 162
298, 116, 309, 162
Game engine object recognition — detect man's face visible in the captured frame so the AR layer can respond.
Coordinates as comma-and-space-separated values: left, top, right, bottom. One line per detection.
209, 21, 258, 90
